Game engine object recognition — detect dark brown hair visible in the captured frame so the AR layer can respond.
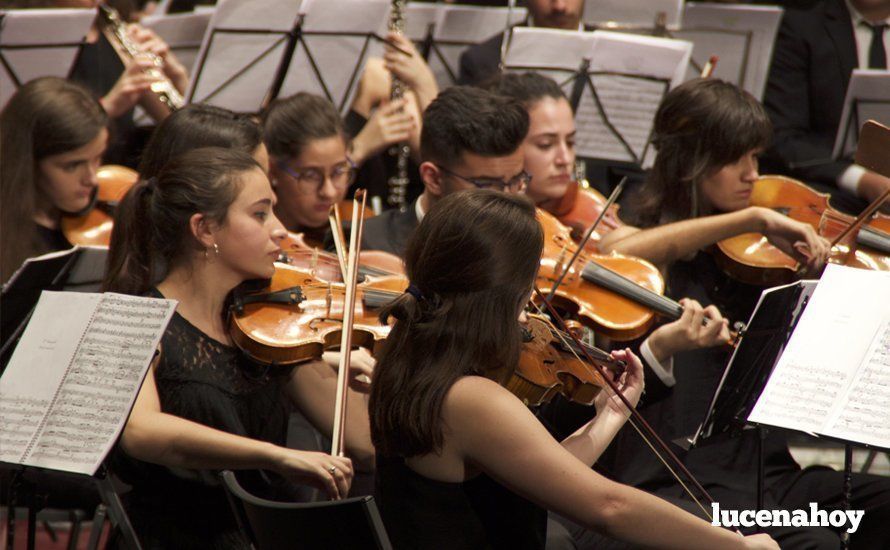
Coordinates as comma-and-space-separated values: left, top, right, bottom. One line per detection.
0, 77, 108, 283
485, 71, 567, 110
633, 78, 772, 227
262, 92, 346, 160
103, 147, 261, 295
138, 103, 262, 179
369, 190, 543, 457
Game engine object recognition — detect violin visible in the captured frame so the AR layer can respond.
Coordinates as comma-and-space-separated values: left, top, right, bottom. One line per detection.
61, 165, 138, 246
714, 175, 890, 286
536, 208, 669, 341
279, 231, 406, 282
504, 315, 625, 408
545, 179, 624, 252
228, 263, 406, 366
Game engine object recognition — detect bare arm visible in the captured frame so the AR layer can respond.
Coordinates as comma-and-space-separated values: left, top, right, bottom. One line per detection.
286, 350, 375, 472
599, 207, 829, 271
121, 363, 353, 499
445, 377, 775, 549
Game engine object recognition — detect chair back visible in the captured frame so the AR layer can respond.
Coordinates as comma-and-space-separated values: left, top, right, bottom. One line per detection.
220, 470, 392, 550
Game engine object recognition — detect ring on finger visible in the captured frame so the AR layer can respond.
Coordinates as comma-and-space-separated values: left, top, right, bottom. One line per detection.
329, 466, 337, 475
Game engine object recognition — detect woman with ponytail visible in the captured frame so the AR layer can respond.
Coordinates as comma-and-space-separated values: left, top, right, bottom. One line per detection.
368, 189, 777, 550
0, 77, 108, 283
105, 147, 374, 549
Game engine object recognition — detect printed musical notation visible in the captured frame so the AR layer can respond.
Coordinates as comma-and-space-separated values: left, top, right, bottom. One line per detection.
0, 291, 176, 475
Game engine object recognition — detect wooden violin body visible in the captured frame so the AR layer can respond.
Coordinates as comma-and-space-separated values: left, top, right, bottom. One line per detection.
61, 165, 138, 246
547, 181, 624, 252
228, 263, 406, 365
536, 209, 667, 341
714, 175, 890, 286
278, 232, 406, 282
504, 316, 625, 408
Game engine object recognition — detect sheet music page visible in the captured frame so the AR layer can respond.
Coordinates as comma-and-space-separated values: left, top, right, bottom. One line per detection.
0, 292, 176, 475
141, 10, 213, 72
678, 3, 783, 100
280, 0, 389, 114
505, 28, 595, 93
0, 8, 96, 107
429, 5, 527, 88
748, 266, 890, 447
583, 0, 683, 31
405, 4, 439, 43
832, 70, 890, 159
186, 0, 302, 112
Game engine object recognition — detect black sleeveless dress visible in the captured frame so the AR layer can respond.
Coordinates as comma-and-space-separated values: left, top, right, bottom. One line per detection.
375, 454, 547, 550
113, 290, 299, 549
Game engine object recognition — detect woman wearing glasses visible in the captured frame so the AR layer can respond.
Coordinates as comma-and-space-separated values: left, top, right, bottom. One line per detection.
263, 93, 358, 248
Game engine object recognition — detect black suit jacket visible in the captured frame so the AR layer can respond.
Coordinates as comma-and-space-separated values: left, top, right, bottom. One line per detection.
762, 0, 857, 185
325, 202, 420, 259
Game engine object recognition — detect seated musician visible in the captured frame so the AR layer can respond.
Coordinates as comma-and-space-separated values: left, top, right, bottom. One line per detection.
0, 77, 108, 284
369, 188, 778, 550
262, 92, 356, 247
103, 148, 375, 548
553, 77, 889, 548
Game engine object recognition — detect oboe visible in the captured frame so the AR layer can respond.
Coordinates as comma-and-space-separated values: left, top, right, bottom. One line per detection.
98, 5, 184, 112
386, 0, 411, 211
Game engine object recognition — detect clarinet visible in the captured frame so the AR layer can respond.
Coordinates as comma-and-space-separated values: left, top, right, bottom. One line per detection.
98, 5, 184, 112
386, 0, 411, 211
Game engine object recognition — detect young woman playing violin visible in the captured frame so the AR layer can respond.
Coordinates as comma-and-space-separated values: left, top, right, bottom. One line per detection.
0, 77, 108, 284
369, 189, 777, 550
103, 148, 374, 548
263, 93, 358, 247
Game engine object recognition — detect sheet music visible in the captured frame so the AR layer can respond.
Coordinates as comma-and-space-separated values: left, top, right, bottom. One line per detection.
427, 5, 527, 88
0, 291, 176, 475
507, 29, 690, 167
2, 245, 108, 294
0, 8, 96, 108
279, 0, 389, 114
676, 3, 783, 101
186, 0, 303, 112
141, 10, 213, 72
832, 70, 890, 159
583, 0, 683, 31
749, 265, 890, 450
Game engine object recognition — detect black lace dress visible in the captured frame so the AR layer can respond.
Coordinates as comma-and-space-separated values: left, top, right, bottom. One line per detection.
114, 290, 299, 549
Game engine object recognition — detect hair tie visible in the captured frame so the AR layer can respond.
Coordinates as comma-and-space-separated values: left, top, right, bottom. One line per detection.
406, 283, 423, 301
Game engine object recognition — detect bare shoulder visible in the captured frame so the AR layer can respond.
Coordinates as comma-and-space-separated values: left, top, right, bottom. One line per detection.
442, 376, 539, 436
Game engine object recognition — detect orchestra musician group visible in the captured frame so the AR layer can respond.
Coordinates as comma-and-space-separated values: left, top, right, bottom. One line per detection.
1, 0, 890, 549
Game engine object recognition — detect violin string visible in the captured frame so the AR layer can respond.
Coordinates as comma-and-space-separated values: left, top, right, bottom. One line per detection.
528, 301, 714, 521
530, 290, 721, 521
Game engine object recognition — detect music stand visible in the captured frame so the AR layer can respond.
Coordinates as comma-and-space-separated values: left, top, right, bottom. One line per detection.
0, 8, 96, 108
505, 28, 691, 169
832, 70, 890, 161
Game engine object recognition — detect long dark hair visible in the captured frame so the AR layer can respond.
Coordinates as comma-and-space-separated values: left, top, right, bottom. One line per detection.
103, 147, 261, 295
0, 77, 107, 283
369, 190, 544, 458
633, 78, 772, 227
262, 92, 346, 159
138, 103, 263, 179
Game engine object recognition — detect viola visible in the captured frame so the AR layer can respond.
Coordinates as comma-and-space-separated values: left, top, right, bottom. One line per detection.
227, 263, 406, 366
714, 175, 890, 286
545, 180, 624, 251
536, 208, 670, 341
504, 315, 625, 408
61, 165, 138, 246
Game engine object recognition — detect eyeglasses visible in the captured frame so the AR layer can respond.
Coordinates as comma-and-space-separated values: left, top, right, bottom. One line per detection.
277, 159, 357, 194
437, 165, 531, 193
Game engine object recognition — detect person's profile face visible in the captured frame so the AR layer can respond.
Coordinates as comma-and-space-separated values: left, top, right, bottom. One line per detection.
36, 127, 108, 217
522, 97, 576, 205
441, 148, 527, 196
698, 149, 761, 213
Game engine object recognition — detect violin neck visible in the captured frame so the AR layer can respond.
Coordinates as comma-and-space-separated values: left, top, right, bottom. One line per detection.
581, 261, 684, 320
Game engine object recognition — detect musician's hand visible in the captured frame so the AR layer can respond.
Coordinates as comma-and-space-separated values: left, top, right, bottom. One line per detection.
383, 32, 438, 108
100, 56, 160, 118
350, 99, 415, 164
756, 207, 831, 272
321, 348, 376, 394
270, 447, 353, 500
742, 533, 780, 549
858, 170, 890, 214
646, 299, 731, 360
127, 24, 189, 93
594, 348, 644, 417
